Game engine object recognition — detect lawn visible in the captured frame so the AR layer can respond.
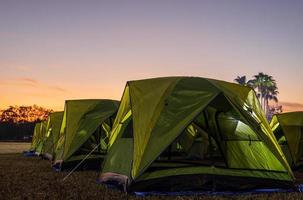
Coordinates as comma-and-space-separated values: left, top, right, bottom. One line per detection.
0, 142, 30, 154
0, 144, 302, 199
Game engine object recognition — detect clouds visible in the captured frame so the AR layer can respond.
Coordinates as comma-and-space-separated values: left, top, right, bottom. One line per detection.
48, 85, 67, 92
0, 77, 69, 111
20, 78, 37, 84
280, 101, 303, 112
0, 77, 67, 93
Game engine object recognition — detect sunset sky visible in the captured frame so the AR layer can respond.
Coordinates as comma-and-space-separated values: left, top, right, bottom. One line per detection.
1, 0, 303, 112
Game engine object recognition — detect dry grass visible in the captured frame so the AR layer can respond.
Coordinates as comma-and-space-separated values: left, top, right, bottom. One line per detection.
0, 153, 303, 200
0, 142, 30, 154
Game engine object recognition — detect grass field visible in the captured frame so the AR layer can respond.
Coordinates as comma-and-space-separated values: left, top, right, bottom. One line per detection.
0, 142, 30, 154
0, 144, 303, 199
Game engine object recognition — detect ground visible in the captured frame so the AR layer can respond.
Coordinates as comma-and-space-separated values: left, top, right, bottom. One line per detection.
0, 143, 303, 199
0, 142, 30, 153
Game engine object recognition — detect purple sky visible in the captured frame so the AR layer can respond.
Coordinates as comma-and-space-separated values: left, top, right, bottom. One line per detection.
1, 0, 303, 111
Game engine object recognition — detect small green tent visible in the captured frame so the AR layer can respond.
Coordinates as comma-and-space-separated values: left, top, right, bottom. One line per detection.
35, 121, 47, 155
99, 77, 294, 192
53, 99, 119, 170
270, 112, 303, 169
30, 122, 42, 151
41, 111, 64, 160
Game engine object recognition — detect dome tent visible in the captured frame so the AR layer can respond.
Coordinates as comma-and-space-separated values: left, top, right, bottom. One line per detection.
271, 112, 303, 169
26, 121, 47, 156
41, 111, 64, 160
53, 99, 119, 171
99, 77, 294, 192
34, 121, 47, 155
30, 122, 42, 152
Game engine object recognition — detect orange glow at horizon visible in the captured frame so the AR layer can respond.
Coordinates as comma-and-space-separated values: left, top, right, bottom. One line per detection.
1, 74, 303, 113
0, 77, 123, 111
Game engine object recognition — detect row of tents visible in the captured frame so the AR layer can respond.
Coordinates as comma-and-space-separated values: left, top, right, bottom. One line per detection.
27, 76, 303, 192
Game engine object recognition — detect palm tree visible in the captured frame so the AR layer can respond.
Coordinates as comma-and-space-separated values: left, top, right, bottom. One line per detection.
263, 84, 279, 115
250, 72, 266, 103
249, 73, 278, 115
234, 73, 279, 116
234, 76, 253, 87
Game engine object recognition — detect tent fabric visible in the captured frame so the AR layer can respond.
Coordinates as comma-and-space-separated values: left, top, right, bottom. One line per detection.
35, 121, 47, 155
30, 122, 42, 151
41, 112, 64, 159
101, 76, 294, 191
108, 85, 131, 147
270, 112, 303, 168
53, 99, 119, 168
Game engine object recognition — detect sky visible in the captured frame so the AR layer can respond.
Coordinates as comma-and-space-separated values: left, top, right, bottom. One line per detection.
1, 0, 303, 111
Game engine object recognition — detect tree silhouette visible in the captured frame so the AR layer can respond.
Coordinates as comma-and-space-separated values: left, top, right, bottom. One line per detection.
0, 105, 52, 123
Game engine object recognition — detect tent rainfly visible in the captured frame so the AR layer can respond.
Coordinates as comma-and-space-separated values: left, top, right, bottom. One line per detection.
34, 121, 47, 155
53, 99, 119, 170
270, 112, 303, 169
99, 77, 294, 192
41, 111, 64, 160
30, 122, 42, 152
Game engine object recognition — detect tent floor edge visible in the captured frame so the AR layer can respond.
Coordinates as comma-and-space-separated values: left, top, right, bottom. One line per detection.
42, 153, 53, 161
129, 174, 295, 192
99, 172, 130, 192
98, 172, 295, 192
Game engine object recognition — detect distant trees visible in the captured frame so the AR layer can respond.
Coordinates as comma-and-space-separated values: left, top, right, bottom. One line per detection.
0, 105, 52, 140
0, 105, 52, 123
234, 73, 279, 117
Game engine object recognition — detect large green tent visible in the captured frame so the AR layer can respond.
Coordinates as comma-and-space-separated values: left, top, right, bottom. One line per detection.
41, 111, 64, 160
270, 112, 303, 169
99, 77, 294, 192
53, 99, 119, 170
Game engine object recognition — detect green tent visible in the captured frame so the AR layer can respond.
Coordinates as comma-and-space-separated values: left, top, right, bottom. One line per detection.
30, 122, 42, 151
270, 112, 303, 169
53, 99, 119, 170
99, 77, 294, 192
35, 121, 47, 155
41, 111, 64, 160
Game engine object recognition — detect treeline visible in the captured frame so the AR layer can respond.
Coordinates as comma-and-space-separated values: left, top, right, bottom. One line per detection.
0, 105, 52, 141
0, 105, 52, 123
